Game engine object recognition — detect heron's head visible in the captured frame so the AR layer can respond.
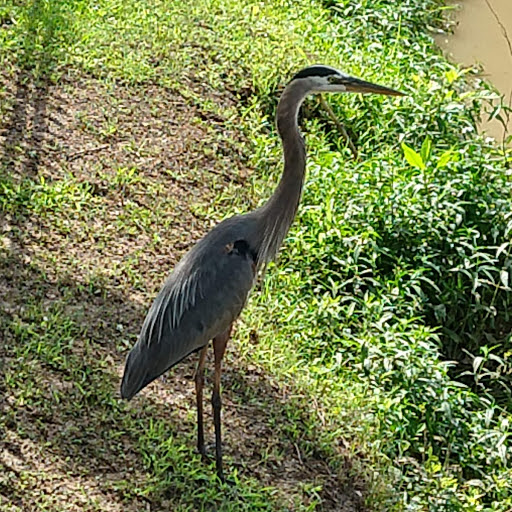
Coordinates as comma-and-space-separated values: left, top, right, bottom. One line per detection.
291, 65, 404, 96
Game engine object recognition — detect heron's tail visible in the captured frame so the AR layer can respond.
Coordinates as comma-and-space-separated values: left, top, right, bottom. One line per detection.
120, 345, 151, 400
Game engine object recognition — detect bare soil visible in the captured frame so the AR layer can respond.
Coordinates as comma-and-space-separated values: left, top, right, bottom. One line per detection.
0, 71, 366, 511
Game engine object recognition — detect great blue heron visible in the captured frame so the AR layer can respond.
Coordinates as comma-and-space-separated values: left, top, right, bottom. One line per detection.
120, 65, 403, 481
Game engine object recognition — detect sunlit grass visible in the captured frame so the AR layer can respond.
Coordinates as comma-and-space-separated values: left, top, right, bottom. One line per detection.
1, 0, 511, 510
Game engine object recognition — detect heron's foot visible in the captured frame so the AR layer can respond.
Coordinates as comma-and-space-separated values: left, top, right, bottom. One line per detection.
217, 472, 237, 487
216, 467, 225, 484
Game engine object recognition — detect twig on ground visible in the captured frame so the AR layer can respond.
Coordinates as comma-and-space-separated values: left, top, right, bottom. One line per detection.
67, 144, 109, 161
320, 96, 359, 160
294, 442, 304, 466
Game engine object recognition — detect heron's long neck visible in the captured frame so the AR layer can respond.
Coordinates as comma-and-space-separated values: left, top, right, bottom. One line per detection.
252, 81, 309, 263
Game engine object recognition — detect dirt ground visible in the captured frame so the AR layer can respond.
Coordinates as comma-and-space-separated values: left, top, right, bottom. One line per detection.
0, 71, 366, 511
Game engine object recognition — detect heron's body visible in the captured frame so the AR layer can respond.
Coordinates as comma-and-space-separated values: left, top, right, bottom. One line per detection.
121, 215, 259, 399
120, 65, 403, 481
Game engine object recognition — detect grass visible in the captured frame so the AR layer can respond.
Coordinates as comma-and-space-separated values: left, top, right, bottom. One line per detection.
1, 0, 512, 510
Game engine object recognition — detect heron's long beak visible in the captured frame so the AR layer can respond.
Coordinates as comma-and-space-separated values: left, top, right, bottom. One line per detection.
335, 76, 405, 96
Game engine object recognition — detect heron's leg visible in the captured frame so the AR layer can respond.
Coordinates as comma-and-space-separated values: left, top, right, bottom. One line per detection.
195, 344, 209, 458
212, 325, 232, 482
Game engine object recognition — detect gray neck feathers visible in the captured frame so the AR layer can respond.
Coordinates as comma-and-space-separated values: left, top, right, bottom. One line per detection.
251, 79, 310, 264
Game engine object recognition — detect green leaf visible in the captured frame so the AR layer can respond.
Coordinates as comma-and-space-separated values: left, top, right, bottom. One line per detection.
420, 137, 432, 163
401, 142, 425, 170
500, 270, 509, 288
445, 68, 458, 84
497, 242, 509, 257
436, 150, 454, 169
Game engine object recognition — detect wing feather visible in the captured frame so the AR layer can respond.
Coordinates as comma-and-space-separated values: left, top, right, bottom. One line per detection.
120, 237, 256, 399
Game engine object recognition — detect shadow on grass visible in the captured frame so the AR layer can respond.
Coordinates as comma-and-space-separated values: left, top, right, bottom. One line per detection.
0, 0, 77, 178
0, 252, 365, 511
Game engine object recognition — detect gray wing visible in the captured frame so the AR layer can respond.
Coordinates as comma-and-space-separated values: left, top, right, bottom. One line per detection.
120, 238, 256, 399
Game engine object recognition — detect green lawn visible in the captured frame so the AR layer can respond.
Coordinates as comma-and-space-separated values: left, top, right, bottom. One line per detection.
1, 0, 511, 510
